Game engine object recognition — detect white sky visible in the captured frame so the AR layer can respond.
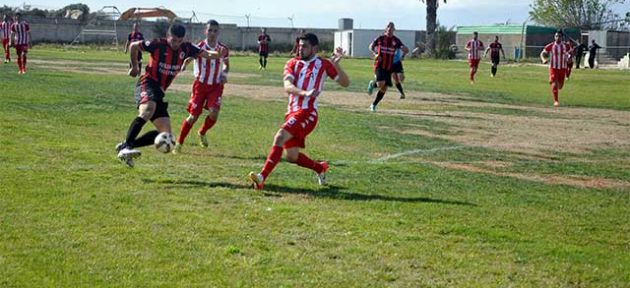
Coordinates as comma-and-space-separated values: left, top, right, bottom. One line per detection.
4, 0, 630, 30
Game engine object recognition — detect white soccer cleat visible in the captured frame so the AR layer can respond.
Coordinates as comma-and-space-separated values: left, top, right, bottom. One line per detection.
117, 147, 141, 167
198, 132, 209, 147
248, 172, 264, 190
317, 161, 329, 186
370, 104, 376, 112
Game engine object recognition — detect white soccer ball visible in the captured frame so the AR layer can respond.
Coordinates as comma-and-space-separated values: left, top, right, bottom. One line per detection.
154, 132, 175, 153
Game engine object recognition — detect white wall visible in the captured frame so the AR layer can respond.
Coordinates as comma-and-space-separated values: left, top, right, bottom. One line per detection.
335, 29, 416, 58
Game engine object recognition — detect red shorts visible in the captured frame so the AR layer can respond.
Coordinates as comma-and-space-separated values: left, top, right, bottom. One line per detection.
15, 44, 28, 55
281, 109, 318, 149
187, 81, 224, 116
468, 59, 480, 68
549, 68, 566, 86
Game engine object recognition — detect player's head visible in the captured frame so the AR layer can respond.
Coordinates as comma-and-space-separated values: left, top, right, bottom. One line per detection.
261, 27, 266, 33
205, 20, 220, 41
167, 23, 186, 49
385, 22, 395, 36
132, 22, 139, 31
15, 12, 21, 21
494, 35, 499, 42
554, 30, 563, 43
298, 33, 319, 60
2, 14, 7, 21
473, 31, 478, 40
300, 29, 306, 35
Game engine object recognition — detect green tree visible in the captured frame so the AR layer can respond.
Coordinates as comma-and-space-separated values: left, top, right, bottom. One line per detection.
529, 0, 624, 30
420, 0, 447, 56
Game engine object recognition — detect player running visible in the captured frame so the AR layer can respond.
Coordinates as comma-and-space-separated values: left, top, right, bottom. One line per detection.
366, 22, 408, 111
10, 12, 30, 74
465, 31, 484, 84
116, 24, 222, 167
124, 23, 144, 72
1, 14, 12, 63
174, 20, 230, 153
484, 36, 505, 78
540, 31, 570, 107
257, 28, 271, 70
391, 47, 407, 99
564, 39, 574, 80
248, 33, 350, 190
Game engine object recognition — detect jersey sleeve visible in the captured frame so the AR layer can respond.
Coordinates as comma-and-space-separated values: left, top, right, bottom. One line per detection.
283, 59, 297, 81
185, 42, 202, 59
370, 36, 380, 51
395, 36, 405, 49
25, 23, 30, 32
324, 59, 339, 81
543, 43, 552, 52
140, 39, 157, 53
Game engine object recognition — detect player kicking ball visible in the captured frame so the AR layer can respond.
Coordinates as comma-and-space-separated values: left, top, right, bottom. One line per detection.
116, 24, 221, 167
248, 33, 350, 190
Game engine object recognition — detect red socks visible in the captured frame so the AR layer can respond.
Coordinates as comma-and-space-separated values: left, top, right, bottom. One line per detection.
261, 146, 283, 180
552, 84, 559, 102
177, 120, 193, 144
296, 153, 324, 174
199, 116, 216, 135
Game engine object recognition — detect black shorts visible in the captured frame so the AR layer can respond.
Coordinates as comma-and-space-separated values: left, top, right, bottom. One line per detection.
375, 67, 393, 87
392, 62, 404, 73
491, 55, 500, 65
134, 78, 169, 121
259, 51, 268, 57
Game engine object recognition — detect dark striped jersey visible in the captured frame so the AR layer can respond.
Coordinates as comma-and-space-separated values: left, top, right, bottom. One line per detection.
371, 35, 404, 71
489, 42, 502, 59
140, 39, 201, 91
258, 33, 271, 53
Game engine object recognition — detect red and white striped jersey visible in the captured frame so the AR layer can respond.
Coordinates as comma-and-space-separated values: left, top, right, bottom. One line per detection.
10, 21, 30, 45
544, 41, 570, 69
466, 39, 484, 60
193, 40, 229, 86
0, 21, 12, 40
283, 56, 339, 113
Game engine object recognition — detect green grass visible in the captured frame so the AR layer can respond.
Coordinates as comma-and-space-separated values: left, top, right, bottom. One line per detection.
1, 48, 629, 287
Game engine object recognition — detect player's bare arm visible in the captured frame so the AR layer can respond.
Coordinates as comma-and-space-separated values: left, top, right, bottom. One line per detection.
221, 56, 230, 83
180, 57, 194, 72
330, 47, 350, 87
128, 41, 142, 77
198, 48, 221, 60
368, 42, 378, 59
540, 50, 549, 64
283, 78, 313, 97
123, 40, 130, 53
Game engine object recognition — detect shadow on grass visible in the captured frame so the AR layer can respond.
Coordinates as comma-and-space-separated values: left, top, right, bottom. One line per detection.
143, 178, 475, 206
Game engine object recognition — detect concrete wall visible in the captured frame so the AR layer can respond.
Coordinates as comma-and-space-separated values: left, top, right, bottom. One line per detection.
24, 17, 335, 52
334, 29, 417, 58
605, 31, 630, 60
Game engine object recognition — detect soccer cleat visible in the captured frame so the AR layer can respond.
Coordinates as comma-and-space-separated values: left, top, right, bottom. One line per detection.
553, 101, 560, 107
367, 80, 375, 95
198, 132, 209, 147
172, 143, 182, 154
248, 172, 264, 190
370, 104, 376, 112
317, 161, 329, 186
399, 93, 406, 99
117, 147, 141, 159
115, 142, 126, 152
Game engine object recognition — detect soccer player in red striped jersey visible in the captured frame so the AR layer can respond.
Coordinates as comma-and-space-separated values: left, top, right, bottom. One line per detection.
366, 22, 408, 112
174, 20, 230, 153
540, 31, 570, 107
10, 13, 30, 74
124, 23, 145, 72
465, 32, 484, 84
484, 36, 505, 78
248, 33, 350, 190
257, 28, 271, 70
1, 14, 12, 63
116, 24, 222, 167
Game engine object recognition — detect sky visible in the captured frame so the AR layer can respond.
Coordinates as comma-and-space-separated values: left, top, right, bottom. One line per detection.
4, 0, 630, 30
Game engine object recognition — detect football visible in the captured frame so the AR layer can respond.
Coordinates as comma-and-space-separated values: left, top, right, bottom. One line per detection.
154, 132, 175, 153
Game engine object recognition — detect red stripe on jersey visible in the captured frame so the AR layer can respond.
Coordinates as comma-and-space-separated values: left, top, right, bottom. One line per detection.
544, 42, 569, 69
11, 22, 29, 45
0, 21, 11, 40
284, 57, 338, 113
467, 40, 483, 60
194, 41, 229, 86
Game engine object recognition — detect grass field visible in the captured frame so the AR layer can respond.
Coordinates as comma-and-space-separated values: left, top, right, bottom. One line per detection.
1, 46, 629, 287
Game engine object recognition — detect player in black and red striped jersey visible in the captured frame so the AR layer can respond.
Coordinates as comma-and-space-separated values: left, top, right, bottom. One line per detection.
366, 22, 408, 112
484, 36, 505, 78
257, 28, 271, 70
124, 23, 145, 71
115, 23, 222, 167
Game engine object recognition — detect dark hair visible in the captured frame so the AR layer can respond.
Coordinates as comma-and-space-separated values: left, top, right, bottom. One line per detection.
473, 31, 478, 35
15, 12, 21, 17
169, 23, 186, 38
556, 30, 564, 35
299, 33, 319, 46
207, 19, 219, 27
